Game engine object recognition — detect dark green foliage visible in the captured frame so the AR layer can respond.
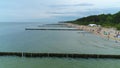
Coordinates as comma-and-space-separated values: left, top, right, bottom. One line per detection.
65, 11, 120, 30
115, 24, 120, 30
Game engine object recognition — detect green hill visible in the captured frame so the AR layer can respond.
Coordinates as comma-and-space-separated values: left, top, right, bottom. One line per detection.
65, 11, 120, 30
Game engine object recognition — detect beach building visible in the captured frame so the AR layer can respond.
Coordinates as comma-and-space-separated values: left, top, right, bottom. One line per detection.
88, 24, 97, 27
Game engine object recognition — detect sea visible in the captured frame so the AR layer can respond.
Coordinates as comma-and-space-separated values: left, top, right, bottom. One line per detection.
0, 22, 120, 68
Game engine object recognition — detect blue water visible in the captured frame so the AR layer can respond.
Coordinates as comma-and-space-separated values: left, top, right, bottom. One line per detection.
1, 22, 120, 68
0, 56, 120, 68
0, 22, 120, 54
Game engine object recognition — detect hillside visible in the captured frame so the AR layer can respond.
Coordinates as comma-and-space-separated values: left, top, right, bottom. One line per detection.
65, 11, 120, 30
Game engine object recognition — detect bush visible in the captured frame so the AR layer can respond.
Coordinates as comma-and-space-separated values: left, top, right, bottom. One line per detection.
116, 24, 120, 30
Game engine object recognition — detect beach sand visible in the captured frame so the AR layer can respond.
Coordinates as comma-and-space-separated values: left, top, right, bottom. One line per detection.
65, 23, 120, 42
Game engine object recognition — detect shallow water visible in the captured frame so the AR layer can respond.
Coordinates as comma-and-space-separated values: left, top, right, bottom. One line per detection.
0, 56, 120, 68
0, 23, 120, 54
1, 22, 120, 68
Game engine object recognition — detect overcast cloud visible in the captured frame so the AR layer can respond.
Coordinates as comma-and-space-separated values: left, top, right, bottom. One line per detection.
0, 0, 120, 22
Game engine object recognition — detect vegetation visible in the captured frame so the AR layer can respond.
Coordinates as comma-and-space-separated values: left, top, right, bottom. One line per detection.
65, 11, 120, 30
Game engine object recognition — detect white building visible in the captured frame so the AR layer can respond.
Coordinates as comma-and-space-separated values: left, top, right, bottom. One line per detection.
88, 24, 97, 27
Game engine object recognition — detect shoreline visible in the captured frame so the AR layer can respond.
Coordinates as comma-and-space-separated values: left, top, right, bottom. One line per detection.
65, 23, 120, 42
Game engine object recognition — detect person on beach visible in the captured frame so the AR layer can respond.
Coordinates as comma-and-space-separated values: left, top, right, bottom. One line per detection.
116, 32, 120, 38
103, 31, 107, 35
107, 32, 110, 40
97, 27, 102, 34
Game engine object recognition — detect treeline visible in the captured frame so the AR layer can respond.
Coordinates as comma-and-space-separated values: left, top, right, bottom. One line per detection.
65, 11, 120, 30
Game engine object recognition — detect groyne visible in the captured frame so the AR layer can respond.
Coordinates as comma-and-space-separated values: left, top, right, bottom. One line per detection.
25, 28, 82, 31
1, 52, 120, 59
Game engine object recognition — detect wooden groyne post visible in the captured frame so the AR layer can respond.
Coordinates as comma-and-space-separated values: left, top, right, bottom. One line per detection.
25, 28, 82, 31
0, 52, 120, 59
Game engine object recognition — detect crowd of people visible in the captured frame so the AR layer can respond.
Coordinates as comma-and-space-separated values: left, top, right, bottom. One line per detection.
66, 23, 120, 42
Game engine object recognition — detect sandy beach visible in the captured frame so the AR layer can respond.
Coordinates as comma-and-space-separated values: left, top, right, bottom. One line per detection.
65, 23, 120, 42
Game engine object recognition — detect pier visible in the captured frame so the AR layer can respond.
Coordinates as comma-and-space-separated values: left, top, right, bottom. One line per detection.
0, 52, 120, 59
25, 28, 82, 31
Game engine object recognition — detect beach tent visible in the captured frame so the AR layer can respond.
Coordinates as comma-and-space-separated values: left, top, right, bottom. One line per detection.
88, 24, 97, 27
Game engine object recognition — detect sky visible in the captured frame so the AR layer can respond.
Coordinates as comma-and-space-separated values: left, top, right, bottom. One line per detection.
0, 0, 120, 23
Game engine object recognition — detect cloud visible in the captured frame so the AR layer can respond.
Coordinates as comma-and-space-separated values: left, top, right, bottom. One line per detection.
49, 3, 94, 8
74, 3, 94, 6
47, 7, 120, 22
0, 0, 120, 22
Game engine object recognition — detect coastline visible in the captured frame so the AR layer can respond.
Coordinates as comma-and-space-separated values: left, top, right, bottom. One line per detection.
65, 23, 120, 42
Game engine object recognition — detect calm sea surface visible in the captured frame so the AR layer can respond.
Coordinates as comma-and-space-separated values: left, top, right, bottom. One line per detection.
0, 22, 120, 68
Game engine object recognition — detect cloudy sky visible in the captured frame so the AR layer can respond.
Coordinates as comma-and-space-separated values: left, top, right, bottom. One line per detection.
0, 0, 120, 22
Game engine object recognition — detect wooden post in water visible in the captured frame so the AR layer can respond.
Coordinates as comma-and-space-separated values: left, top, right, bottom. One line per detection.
22, 52, 24, 57
1, 52, 120, 59
48, 53, 49, 57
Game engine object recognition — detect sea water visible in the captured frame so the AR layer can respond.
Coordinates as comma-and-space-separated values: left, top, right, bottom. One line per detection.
0, 22, 120, 68
0, 56, 120, 68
